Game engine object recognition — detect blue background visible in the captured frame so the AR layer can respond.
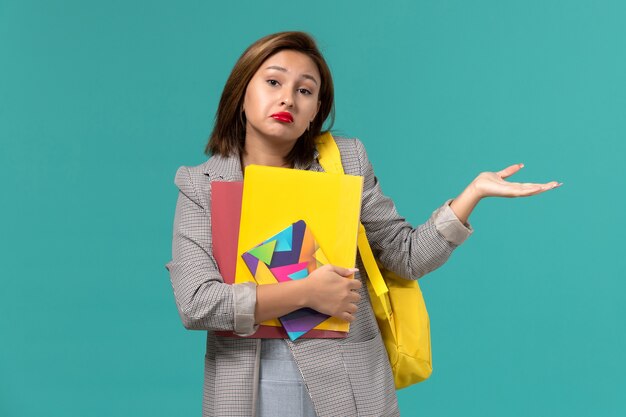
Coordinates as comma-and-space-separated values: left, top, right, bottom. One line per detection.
1, 1, 624, 416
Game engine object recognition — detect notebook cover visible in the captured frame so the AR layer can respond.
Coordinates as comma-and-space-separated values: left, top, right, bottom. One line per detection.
242, 220, 332, 340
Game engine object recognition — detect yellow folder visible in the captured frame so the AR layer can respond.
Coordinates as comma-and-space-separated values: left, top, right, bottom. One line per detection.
235, 165, 364, 332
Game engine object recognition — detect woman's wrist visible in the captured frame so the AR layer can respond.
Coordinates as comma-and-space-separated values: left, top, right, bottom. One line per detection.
293, 278, 311, 309
449, 181, 482, 226
254, 279, 311, 324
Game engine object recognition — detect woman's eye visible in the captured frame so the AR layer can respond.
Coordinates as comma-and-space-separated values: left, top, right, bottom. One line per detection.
298, 88, 312, 95
267, 79, 279, 86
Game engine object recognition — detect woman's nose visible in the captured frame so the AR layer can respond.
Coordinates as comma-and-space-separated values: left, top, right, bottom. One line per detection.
281, 91, 295, 107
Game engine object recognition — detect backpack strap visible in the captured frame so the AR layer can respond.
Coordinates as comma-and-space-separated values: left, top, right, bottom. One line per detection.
315, 133, 391, 308
314, 131, 344, 175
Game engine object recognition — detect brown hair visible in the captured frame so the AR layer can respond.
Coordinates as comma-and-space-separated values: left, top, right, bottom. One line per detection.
205, 31, 335, 167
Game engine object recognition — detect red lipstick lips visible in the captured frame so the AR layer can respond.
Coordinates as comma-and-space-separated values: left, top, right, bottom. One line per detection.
270, 112, 294, 123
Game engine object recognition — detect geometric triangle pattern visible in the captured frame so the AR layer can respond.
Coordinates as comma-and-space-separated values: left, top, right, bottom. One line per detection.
270, 225, 293, 252
270, 262, 309, 283
288, 268, 309, 280
254, 261, 279, 285
241, 219, 330, 340
313, 247, 330, 268
248, 239, 276, 265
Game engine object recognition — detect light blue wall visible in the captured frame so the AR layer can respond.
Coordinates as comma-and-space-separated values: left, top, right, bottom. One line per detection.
1, 1, 624, 416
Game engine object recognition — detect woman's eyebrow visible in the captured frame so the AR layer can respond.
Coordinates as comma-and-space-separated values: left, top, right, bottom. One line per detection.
265, 65, 318, 85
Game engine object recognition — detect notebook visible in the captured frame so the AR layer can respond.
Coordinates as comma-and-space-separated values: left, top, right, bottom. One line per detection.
242, 220, 333, 340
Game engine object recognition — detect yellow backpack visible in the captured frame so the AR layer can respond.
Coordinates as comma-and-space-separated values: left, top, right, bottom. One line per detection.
315, 132, 433, 389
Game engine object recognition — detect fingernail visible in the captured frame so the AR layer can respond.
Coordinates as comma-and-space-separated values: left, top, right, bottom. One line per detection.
349, 268, 359, 272
519, 163, 524, 168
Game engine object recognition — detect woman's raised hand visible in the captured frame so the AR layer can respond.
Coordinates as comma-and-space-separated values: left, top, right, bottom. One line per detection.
472, 163, 562, 198
304, 265, 362, 322
449, 163, 561, 224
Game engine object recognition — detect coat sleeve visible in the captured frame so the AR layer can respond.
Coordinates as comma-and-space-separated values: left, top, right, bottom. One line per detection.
165, 166, 259, 335
354, 138, 474, 279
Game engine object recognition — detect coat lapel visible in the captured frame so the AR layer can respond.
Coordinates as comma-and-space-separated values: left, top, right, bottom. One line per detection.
202, 148, 324, 181
202, 153, 244, 181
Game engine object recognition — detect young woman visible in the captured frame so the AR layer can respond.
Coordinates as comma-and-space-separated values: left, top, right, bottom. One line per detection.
166, 31, 561, 417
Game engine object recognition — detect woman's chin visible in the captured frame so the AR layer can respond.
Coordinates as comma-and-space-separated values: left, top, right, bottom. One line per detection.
255, 129, 305, 144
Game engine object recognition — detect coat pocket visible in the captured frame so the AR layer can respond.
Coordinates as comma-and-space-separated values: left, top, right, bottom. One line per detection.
339, 331, 399, 417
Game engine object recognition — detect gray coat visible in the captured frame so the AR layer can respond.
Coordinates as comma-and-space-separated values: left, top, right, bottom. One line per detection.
165, 137, 473, 416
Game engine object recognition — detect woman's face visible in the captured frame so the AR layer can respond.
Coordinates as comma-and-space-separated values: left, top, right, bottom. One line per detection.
242, 50, 321, 147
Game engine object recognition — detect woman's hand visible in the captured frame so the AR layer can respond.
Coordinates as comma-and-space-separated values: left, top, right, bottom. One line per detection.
472, 163, 562, 199
449, 163, 562, 225
303, 265, 362, 322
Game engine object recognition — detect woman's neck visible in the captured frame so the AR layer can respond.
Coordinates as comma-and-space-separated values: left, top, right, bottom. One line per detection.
240, 134, 295, 170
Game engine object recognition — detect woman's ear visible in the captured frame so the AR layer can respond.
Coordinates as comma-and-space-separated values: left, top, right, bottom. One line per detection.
313, 100, 321, 121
